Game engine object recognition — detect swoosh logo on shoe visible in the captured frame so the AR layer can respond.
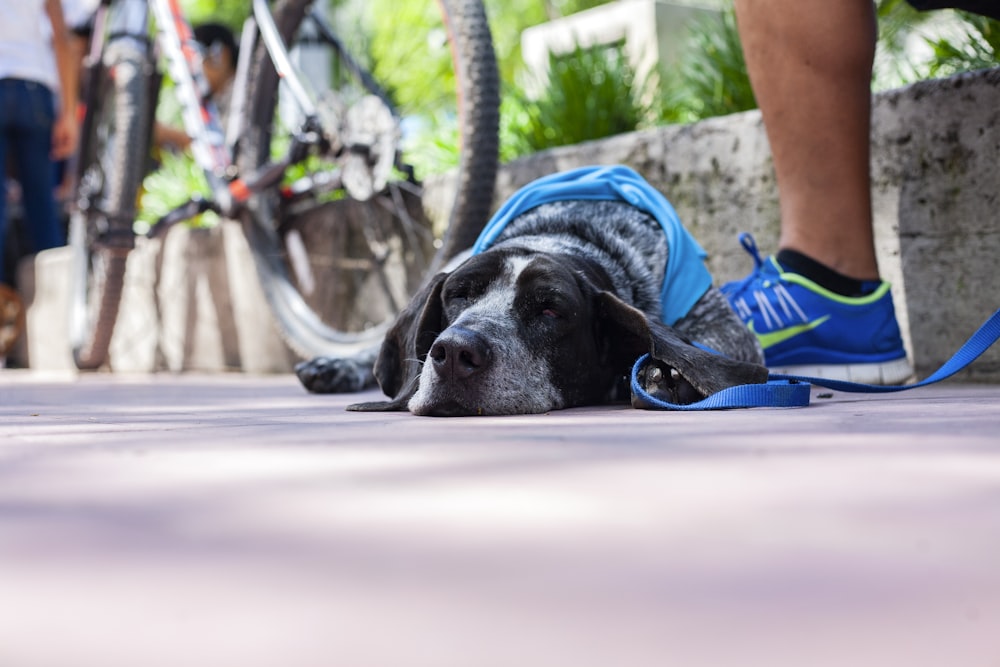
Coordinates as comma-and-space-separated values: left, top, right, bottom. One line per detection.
749, 315, 831, 349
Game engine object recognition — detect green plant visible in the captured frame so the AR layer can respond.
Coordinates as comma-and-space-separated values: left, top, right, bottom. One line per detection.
873, 0, 928, 88
873, 2, 998, 88
402, 113, 463, 176
501, 41, 654, 161
923, 11, 1000, 77
179, 0, 247, 34
136, 151, 217, 235
497, 3, 757, 162
349, 0, 623, 170
661, 5, 755, 123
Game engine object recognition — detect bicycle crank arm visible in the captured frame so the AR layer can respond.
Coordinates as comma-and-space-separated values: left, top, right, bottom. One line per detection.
147, 195, 220, 238
224, 128, 326, 208
224, 157, 293, 208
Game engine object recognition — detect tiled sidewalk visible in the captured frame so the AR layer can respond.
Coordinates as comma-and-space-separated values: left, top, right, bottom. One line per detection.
2, 372, 999, 666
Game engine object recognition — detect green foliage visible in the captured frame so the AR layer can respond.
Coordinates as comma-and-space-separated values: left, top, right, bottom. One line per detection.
178, 0, 247, 34
360, 0, 610, 117
923, 12, 1000, 77
403, 115, 463, 175
499, 5, 753, 161
660, 6, 755, 124
482, 0, 609, 82
354, 0, 612, 173
876, 2, 924, 44
876, 0, 931, 53
136, 151, 217, 234
873, 2, 998, 87
501, 43, 654, 159
500, 2, 999, 162
364, 0, 455, 118
875, 0, 941, 88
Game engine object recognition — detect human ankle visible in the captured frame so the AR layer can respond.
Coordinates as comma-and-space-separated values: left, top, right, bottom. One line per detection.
775, 249, 878, 297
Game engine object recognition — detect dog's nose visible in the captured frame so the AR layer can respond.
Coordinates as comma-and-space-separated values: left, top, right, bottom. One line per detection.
429, 328, 492, 381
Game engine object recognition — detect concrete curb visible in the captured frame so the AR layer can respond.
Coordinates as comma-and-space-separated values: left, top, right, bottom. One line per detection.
15, 221, 295, 373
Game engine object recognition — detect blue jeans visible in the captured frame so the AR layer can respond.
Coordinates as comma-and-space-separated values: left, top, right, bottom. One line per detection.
0, 78, 65, 283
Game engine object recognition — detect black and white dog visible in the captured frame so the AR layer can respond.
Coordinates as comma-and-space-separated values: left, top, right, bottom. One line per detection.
297, 166, 766, 416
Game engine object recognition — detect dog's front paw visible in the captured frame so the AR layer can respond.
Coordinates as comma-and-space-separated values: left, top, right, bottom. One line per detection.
296, 356, 375, 394
636, 359, 705, 406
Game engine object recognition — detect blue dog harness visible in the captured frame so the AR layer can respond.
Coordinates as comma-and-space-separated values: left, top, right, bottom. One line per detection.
473, 165, 713, 326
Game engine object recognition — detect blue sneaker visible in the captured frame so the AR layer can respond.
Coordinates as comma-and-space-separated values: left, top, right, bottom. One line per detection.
721, 234, 913, 384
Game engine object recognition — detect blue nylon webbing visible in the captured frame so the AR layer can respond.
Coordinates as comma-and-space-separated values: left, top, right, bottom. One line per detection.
631, 308, 1000, 410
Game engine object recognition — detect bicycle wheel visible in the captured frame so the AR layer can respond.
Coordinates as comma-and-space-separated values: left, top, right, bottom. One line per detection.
237, 0, 499, 359
68, 39, 153, 370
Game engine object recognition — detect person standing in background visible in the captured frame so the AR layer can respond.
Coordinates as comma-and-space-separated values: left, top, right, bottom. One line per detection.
154, 22, 239, 151
0, 0, 79, 359
52, 0, 99, 202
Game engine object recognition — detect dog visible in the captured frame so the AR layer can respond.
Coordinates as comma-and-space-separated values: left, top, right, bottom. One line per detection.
296, 166, 766, 416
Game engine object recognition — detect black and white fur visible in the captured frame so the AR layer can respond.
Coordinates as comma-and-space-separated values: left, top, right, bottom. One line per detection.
297, 200, 766, 416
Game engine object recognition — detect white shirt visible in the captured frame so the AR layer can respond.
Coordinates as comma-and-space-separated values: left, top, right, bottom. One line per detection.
0, 0, 60, 92
62, 0, 99, 30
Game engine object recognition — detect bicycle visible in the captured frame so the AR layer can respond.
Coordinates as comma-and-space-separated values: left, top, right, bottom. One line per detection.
68, 0, 500, 370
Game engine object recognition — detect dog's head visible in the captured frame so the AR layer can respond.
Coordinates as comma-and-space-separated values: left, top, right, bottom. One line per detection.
349, 247, 767, 416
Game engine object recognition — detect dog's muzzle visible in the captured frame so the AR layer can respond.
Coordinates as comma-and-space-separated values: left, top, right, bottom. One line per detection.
429, 327, 493, 383
408, 326, 498, 416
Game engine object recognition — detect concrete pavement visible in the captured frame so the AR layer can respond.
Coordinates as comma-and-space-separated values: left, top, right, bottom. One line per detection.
2, 370, 999, 666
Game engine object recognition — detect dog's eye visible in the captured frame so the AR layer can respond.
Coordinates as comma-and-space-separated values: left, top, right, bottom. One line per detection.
540, 307, 560, 319
444, 288, 474, 308
443, 278, 486, 306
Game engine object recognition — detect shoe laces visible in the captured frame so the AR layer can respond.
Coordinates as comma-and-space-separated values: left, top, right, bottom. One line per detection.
720, 232, 768, 300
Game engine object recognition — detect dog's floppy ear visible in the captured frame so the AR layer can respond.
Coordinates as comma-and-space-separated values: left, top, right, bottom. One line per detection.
595, 291, 768, 405
348, 272, 448, 412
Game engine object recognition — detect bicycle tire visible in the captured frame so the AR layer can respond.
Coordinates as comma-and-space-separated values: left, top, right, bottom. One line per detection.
237, 0, 499, 359
68, 40, 152, 370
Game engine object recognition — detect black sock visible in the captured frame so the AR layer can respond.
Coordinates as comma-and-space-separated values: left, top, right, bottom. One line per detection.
775, 249, 875, 297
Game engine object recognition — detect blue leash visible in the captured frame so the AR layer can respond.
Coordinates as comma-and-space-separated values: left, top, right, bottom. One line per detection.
631, 308, 1000, 410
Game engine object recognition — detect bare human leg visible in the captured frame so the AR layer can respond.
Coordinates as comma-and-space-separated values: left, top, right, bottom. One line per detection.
734, 0, 880, 281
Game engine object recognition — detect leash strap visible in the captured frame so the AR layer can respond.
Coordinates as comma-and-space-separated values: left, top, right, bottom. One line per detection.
631, 308, 1000, 410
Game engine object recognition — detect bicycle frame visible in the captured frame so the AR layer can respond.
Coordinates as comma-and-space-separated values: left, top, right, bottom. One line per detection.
90, 0, 328, 223
70, 0, 499, 367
